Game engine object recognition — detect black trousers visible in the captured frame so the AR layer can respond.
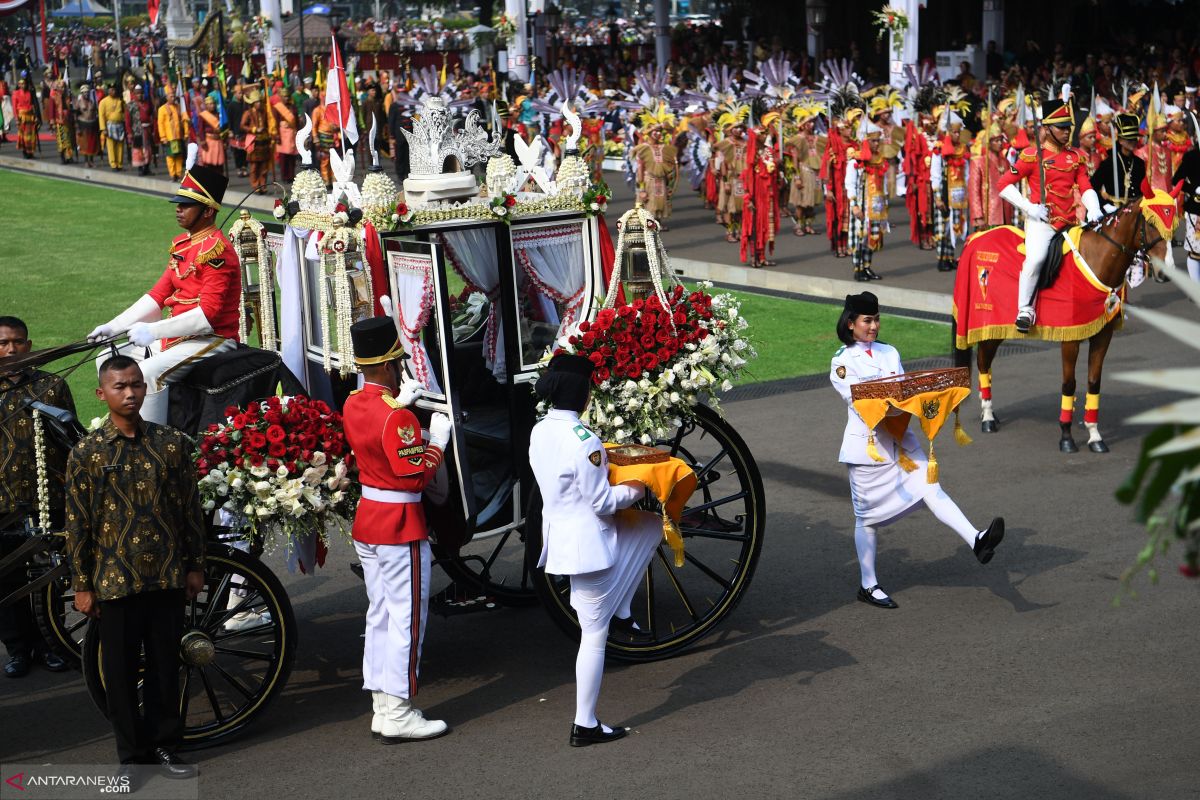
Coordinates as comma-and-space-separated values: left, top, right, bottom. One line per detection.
97, 588, 185, 764
0, 532, 39, 657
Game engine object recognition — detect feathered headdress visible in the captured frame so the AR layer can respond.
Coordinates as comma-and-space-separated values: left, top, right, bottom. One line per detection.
391, 65, 472, 109
715, 103, 751, 130
902, 64, 944, 117
639, 101, 677, 131
744, 54, 800, 105
530, 67, 608, 117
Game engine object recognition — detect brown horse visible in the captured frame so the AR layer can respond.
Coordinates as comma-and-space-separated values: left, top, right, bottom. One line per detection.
953, 186, 1182, 453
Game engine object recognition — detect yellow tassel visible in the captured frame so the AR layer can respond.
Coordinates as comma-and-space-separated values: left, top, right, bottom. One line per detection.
866, 434, 886, 463
663, 514, 685, 568
953, 408, 973, 446
897, 451, 919, 472
927, 443, 939, 484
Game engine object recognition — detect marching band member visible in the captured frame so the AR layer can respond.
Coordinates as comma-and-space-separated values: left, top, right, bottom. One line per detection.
86, 159, 240, 424
343, 317, 453, 743
830, 292, 1005, 609
529, 354, 660, 746
997, 97, 1102, 333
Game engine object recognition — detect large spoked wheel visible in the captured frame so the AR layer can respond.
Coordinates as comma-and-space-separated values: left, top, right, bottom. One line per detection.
531, 404, 765, 662
82, 544, 297, 748
435, 499, 542, 607
33, 566, 87, 665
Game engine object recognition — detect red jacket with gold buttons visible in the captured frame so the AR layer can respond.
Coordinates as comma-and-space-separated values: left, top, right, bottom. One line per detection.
343, 383, 443, 545
147, 227, 242, 349
998, 144, 1093, 229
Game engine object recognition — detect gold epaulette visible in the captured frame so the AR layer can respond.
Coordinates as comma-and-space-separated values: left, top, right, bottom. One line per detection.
381, 394, 403, 409
167, 232, 190, 255
194, 234, 227, 266
1018, 148, 1037, 163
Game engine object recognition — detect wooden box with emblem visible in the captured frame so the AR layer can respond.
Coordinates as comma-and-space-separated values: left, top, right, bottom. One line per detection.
850, 367, 970, 402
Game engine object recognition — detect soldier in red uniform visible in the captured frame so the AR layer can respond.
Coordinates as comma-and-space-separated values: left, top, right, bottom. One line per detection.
998, 99, 1103, 333
342, 317, 452, 743
86, 161, 240, 423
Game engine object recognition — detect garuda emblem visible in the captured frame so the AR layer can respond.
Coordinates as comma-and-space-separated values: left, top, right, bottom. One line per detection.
921, 398, 941, 420
398, 424, 416, 445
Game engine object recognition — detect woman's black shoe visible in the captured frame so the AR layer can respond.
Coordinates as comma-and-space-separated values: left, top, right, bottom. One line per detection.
569, 722, 628, 747
856, 585, 898, 609
610, 616, 653, 642
973, 518, 1005, 564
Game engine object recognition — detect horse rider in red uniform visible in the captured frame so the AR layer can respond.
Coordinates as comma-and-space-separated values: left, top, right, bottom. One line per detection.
86, 161, 241, 423
342, 317, 453, 743
998, 97, 1103, 333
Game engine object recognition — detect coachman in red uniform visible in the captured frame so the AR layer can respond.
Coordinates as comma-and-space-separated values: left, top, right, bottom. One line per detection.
997, 98, 1103, 332
342, 316, 453, 743
86, 161, 241, 423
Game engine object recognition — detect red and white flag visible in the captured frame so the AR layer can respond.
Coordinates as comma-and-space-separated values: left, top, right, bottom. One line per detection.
147, 0, 160, 26
323, 36, 358, 146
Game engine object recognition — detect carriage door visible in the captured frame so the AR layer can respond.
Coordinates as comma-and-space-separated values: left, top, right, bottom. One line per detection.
379, 234, 478, 533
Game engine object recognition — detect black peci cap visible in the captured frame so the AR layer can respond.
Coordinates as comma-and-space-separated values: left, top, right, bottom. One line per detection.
843, 292, 879, 316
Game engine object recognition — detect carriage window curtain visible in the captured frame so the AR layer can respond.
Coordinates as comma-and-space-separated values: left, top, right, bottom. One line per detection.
437, 229, 506, 381
390, 253, 443, 394
511, 224, 587, 340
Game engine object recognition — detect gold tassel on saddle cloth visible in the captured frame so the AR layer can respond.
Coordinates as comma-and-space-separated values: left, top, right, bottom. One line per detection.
605, 446, 698, 568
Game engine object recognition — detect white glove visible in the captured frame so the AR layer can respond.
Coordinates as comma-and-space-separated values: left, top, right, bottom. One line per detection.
128, 322, 156, 348
107, 294, 163, 335
396, 377, 422, 407
140, 308, 215, 342
1081, 189, 1103, 223
87, 323, 116, 343
428, 412, 452, 451
999, 184, 1048, 222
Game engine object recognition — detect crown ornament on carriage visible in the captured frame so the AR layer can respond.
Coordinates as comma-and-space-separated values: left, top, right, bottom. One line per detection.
401, 96, 501, 178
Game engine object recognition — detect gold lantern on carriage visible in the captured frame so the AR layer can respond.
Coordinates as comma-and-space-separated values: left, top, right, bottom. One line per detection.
229, 210, 278, 351
317, 213, 376, 376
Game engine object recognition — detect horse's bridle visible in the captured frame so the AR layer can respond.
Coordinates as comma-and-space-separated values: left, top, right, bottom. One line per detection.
1090, 204, 1163, 260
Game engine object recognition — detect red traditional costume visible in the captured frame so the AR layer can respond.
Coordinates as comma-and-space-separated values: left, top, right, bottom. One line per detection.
740, 128, 781, 266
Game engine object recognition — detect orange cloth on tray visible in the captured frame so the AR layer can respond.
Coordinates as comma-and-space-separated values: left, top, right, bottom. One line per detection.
604, 446, 697, 567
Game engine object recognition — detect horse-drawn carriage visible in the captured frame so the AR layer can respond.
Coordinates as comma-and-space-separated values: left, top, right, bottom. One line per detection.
1, 109, 765, 746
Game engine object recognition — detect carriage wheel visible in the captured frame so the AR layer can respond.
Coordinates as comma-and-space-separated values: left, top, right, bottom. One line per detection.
435, 487, 542, 607
32, 567, 87, 665
530, 404, 765, 662
82, 545, 297, 748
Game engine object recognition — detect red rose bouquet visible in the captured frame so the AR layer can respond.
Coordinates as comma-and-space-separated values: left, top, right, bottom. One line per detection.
195, 395, 358, 542
545, 280, 754, 443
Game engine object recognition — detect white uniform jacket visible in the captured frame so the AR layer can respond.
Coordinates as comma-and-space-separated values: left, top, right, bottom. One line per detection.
529, 408, 643, 576
830, 341, 923, 466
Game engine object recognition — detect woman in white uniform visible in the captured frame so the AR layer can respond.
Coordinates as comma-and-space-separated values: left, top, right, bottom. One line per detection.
830, 292, 1005, 609
529, 354, 662, 746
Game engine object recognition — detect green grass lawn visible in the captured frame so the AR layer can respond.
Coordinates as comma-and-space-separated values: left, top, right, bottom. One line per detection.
2, 169, 949, 419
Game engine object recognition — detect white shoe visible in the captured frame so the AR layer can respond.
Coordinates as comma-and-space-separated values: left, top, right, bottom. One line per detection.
223, 608, 273, 632
380, 694, 448, 743
371, 691, 385, 738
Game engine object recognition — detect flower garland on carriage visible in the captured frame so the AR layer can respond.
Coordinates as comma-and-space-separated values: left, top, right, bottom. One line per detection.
194, 395, 358, 548
540, 207, 755, 444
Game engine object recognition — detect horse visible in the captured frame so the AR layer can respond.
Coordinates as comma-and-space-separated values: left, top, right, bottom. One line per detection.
952, 184, 1183, 453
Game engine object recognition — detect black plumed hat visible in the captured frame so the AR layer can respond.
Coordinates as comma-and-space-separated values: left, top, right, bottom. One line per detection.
351, 317, 409, 366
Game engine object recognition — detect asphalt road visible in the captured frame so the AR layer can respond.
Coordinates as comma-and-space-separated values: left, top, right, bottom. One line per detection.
2, 164, 1198, 800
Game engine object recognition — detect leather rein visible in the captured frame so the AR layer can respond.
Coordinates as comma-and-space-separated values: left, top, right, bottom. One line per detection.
1088, 203, 1162, 260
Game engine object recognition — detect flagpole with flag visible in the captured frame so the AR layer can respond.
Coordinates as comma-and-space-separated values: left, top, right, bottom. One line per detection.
324, 34, 358, 157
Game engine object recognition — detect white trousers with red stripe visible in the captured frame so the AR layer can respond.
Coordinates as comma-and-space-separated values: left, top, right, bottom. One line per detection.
355, 539, 432, 699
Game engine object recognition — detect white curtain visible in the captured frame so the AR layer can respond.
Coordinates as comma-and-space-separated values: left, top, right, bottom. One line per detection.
438, 229, 505, 381
512, 223, 587, 338
278, 226, 312, 391
389, 253, 443, 394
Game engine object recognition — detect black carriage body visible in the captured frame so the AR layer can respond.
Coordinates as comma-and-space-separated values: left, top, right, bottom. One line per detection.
378, 212, 604, 559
